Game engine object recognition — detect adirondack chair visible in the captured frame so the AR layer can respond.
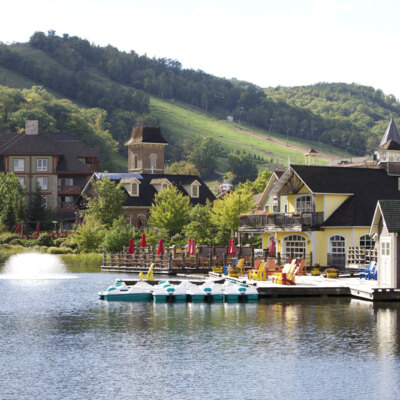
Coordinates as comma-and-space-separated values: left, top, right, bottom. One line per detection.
247, 259, 263, 278
272, 261, 299, 285
366, 263, 378, 280
139, 263, 154, 281
248, 262, 267, 281
359, 261, 376, 280
296, 259, 307, 276
265, 258, 280, 275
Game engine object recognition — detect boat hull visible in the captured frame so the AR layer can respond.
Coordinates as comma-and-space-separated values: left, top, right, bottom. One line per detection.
99, 292, 152, 302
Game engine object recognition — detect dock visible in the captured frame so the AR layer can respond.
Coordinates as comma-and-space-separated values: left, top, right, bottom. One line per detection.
115, 274, 400, 302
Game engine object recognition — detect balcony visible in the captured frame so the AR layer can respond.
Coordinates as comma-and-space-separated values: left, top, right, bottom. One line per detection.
58, 202, 77, 210
58, 185, 84, 195
239, 212, 324, 232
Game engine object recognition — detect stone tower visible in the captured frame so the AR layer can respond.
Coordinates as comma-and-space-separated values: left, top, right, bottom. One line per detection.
124, 126, 168, 174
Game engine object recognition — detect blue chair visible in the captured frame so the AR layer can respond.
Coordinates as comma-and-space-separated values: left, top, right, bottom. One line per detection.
359, 261, 376, 279
366, 263, 378, 280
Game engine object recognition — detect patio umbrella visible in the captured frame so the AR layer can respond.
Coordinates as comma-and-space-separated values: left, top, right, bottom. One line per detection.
128, 238, 135, 254
187, 238, 193, 255
228, 238, 236, 255
157, 238, 165, 255
36, 223, 40, 237
140, 232, 147, 247
14, 222, 21, 234
190, 238, 196, 255
269, 237, 276, 255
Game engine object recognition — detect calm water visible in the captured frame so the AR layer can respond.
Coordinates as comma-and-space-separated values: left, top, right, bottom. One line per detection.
0, 269, 400, 400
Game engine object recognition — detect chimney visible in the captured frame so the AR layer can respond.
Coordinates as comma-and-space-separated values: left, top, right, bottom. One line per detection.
25, 120, 39, 135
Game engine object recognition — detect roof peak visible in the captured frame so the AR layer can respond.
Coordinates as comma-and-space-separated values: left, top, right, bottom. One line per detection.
379, 119, 400, 147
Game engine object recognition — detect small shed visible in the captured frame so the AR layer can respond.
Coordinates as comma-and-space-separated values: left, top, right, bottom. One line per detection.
370, 200, 400, 288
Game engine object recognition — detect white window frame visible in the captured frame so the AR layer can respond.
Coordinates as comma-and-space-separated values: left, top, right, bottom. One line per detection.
132, 182, 139, 197
295, 195, 313, 213
191, 183, 200, 198
37, 159, 48, 172
359, 234, 374, 249
37, 176, 48, 191
13, 159, 25, 172
133, 154, 139, 169
328, 235, 346, 254
381, 241, 390, 256
283, 234, 307, 258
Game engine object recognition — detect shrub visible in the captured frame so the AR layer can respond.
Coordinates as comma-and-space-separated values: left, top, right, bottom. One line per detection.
37, 232, 54, 247
102, 216, 133, 253
47, 246, 73, 254
0, 232, 19, 244
54, 238, 67, 248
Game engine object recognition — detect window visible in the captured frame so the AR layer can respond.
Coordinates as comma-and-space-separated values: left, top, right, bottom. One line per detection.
17, 177, 25, 187
132, 182, 139, 196
37, 159, 48, 172
329, 235, 346, 254
13, 159, 25, 172
37, 177, 48, 191
58, 178, 73, 186
191, 184, 199, 198
295, 195, 313, 213
161, 183, 168, 191
283, 234, 306, 258
150, 154, 157, 171
64, 196, 73, 203
359, 234, 374, 249
381, 241, 390, 256
133, 154, 138, 169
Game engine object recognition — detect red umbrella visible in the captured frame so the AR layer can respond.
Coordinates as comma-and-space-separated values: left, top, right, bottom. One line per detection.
128, 238, 135, 254
269, 237, 276, 255
140, 232, 147, 247
190, 238, 196, 255
14, 222, 21, 234
36, 223, 40, 237
157, 238, 165, 255
228, 238, 236, 255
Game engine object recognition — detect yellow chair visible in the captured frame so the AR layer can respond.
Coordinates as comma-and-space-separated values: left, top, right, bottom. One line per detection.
273, 262, 299, 285
236, 258, 245, 276
272, 260, 296, 283
139, 263, 154, 281
249, 262, 267, 281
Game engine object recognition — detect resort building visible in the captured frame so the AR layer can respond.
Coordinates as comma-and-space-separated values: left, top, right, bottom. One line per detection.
239, 119, 400, 268
81, 125, 215, 227
0, 120, 99, 225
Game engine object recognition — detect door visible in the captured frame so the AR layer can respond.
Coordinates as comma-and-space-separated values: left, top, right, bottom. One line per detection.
380, 238, 391, 286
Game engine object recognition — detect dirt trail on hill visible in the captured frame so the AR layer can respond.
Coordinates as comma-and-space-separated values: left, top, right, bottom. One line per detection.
235, 126, 340, 161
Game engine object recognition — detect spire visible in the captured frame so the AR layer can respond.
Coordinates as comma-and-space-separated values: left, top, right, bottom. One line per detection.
380, 119, 400, 147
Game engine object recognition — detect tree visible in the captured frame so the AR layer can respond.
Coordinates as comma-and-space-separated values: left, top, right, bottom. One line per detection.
228, 153, 258, 184
165, 161, 200, 176
102, 216, 134, 253
72, 215, 106, 252
28, 183, 47, 230
183, 202, 217, 245
212, 189, 255, 235
148, 184, 191, 238
0, 173, 25, 230
85, 176, 127, 226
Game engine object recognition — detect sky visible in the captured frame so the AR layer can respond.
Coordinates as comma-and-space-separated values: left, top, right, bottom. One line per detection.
2, 0, 400, 97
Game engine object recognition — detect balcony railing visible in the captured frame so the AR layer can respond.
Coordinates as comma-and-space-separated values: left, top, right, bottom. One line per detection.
58, 202, 77, 210
239, 212, 324, 232
57, 185, 84, 194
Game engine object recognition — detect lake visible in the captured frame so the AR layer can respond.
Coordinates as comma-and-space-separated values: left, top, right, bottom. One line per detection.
0, 263, 399, 399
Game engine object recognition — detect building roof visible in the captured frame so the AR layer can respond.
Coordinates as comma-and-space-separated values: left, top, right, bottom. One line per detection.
377, 200, 400, 232
124, 125, 168, 146
282, 165, 400, 227
376, 139, 400, 151
379, 119, 400, 146
304, 148, 318, 155
89, 173, 215, 207
0, 131, 99, 174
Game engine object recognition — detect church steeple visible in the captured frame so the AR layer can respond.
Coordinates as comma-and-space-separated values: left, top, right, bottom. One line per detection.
375, 119, 400, 175
124, 125, 168, 174
379, 118, 400, 147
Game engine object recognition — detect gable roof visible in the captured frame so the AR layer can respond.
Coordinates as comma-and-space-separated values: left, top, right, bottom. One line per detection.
376, 139, 400, 151
373, 200, 400, 233
380, 119, 400, 146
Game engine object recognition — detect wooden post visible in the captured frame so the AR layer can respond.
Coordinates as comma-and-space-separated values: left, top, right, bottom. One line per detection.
181, 251, 185, 270
152, 247, 155, 264
102, 252, 106, 266
277, 252, 281, 266
168, 249, 172, 269
134, 251, 138, 267
251, 247, 255, 267
195, 252, 199, 269
209, 251, 213, 269
223, 252, 227, 266
310, 251, 313, 267
143, 249, 147, 269
117, 253, 121, 267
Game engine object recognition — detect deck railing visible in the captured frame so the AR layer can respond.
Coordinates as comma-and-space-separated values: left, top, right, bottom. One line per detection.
239, 212, 324, 231
57, 185, 84, 194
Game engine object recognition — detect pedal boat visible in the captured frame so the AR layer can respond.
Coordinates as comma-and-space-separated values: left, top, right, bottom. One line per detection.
98, 281, 153, 301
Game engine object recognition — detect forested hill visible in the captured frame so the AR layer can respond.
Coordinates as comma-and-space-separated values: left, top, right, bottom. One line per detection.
0, 31, 399, 161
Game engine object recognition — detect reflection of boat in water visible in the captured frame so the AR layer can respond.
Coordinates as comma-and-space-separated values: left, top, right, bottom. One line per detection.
98, 281, 153, 301
223, 281, 259, 302
152, 281, 187, 303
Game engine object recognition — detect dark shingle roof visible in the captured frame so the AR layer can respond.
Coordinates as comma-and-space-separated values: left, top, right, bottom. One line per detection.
0, 133, 61, 155
289, 165, 400, 227
376, 139, 400, 151
93, 173, 215, 207
378, 200, 400, 232
124, 126, 168, 146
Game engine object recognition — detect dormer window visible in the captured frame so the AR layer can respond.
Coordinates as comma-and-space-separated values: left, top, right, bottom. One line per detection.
132, 182, 139, 196
162, 183, 168, 191
191, 181, 200, 198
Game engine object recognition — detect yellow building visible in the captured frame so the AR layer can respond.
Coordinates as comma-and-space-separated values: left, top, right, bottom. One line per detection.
239, 119, 400, 268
